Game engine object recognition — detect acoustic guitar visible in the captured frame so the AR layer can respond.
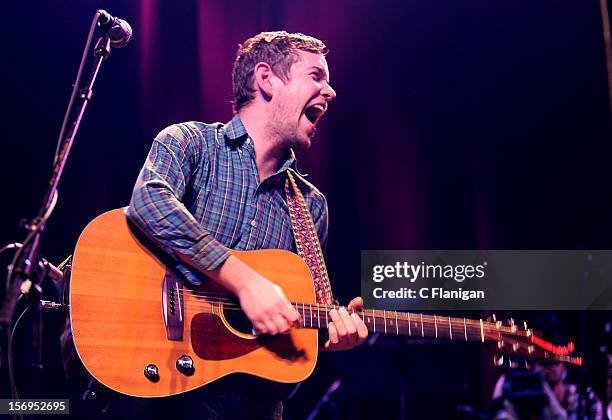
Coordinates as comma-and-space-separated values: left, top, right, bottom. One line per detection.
70, 208, 581, 398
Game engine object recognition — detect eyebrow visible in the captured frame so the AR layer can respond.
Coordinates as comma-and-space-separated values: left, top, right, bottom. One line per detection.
307, 66, 330, 82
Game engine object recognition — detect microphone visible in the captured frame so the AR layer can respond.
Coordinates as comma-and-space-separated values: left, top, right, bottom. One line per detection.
97, 10, 132, 48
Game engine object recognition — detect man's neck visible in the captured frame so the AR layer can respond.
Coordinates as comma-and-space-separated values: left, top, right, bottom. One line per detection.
238, 108, 288, 181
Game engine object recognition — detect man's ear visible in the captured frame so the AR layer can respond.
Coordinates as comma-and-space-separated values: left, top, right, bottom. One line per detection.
253, 62, 275, 101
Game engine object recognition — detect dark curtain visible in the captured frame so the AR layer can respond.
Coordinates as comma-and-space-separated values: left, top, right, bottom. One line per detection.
1, 1, 610, 418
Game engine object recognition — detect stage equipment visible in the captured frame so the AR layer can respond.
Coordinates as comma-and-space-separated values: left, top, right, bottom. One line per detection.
0, 9, 131, 402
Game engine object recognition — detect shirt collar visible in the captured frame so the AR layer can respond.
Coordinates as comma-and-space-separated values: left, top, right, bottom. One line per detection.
276, 149, 297, 176
223, 114, 248, 143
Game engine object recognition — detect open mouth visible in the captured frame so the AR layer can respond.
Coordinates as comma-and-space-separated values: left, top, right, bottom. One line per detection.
304, 103, 326, 126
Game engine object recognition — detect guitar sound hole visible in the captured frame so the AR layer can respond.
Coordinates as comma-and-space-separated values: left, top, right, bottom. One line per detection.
222, 304, 254, 335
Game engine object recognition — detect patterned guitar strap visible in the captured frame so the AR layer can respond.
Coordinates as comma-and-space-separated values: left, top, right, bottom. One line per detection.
285, 169, 334, 305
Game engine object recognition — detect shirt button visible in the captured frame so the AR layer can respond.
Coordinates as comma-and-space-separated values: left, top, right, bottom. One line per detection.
250, 220, 257, 227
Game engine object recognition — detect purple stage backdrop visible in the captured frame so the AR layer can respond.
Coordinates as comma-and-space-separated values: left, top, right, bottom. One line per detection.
1, 1, 611, 418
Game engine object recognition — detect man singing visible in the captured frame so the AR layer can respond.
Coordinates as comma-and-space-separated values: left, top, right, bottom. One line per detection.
126, 31, 368, 419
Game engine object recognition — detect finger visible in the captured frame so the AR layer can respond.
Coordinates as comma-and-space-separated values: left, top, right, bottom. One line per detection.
329, 309, 347, 337
295, 310, 303, 327
275, 286, 299, 323
352, 312, 369, 341
262, 301, 291, 333
338, 307, 357, 336
273, 314, 290, 334
276, 287, 299, 324
252, 320, 266, 335
262, 317, 279, 335
254, 318, 274, 335
347, 297, 364, 312
327, 321, 339, 345
280, 302, 299, 324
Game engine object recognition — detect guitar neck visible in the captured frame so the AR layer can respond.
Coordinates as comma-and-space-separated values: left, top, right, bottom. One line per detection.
289, 302, 582, 365
291, 302, 499, 343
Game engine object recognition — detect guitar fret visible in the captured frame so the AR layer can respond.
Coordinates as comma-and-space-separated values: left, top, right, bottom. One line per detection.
302, 303, 306, 327
395, 311, 399, 335
464, 318, 468, 341
448, 317, 452, 340
383, 310, 387, 334
408, 312, 411, 336
434, 315, 438, 339
309, 303, 313, 328
373, 310, 376, 333
317, 305, 320, 328
420, 313, 424, 337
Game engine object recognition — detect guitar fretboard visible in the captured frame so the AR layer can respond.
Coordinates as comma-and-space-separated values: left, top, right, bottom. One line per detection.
290, 302, 514, 343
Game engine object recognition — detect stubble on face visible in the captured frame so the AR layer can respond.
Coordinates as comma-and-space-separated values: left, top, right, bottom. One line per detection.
265, 51, 330, 151
266, 92, 311, 151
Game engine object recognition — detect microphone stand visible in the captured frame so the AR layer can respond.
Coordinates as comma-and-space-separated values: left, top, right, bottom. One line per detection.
0, 10, 122, 401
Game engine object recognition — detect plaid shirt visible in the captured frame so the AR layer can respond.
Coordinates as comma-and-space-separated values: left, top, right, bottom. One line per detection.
126, 115, 328, 286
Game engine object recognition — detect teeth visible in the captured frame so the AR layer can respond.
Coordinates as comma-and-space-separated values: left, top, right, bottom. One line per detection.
312, 104, 325, 112
305, 103, 326, 125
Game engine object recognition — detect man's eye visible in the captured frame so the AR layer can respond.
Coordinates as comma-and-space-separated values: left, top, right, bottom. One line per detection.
311, 73, 321, 81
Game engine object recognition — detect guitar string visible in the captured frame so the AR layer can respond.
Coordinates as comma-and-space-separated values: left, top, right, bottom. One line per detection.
178, 293, 487, 327
177, 290, 480, 321
133, 285, 536, 340
182, 304, 563, 356
179, 291, 478, 322
184, 310, 497, 343
187, 307, 573, 361
176, 289, 527, 333
175, 298, 517, 337
172, 293, 529, 337
175, 289, 535, 337
186, 306, 573, 362
185, 306, 575, 362
156, 291, 568, 354
175, 291, 526, 335
121, 288, 568, 357
186, 306, 489, 331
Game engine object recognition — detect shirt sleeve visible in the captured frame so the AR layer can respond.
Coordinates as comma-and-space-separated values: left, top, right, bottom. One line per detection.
125, 124, 231, 278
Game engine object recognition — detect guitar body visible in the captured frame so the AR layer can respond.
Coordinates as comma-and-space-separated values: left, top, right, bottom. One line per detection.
70, 208, 318, 398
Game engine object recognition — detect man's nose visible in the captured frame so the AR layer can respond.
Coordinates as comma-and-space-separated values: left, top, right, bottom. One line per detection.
322, 81, 337, 101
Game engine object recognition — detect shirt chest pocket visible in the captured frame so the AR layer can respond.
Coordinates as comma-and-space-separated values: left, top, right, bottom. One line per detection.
245, 192, 296, 251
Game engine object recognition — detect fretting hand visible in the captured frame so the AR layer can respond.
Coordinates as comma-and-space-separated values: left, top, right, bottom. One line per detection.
324, 297, 368, 351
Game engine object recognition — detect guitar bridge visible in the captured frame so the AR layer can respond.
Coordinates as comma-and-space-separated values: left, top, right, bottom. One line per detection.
162, 271, 184, 341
